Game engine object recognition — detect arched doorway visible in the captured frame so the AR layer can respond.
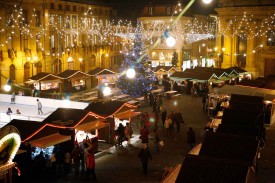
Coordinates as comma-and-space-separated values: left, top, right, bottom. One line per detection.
237, 33, 247, 69
101, 54, 106, 68
36, 61, 42, 74
87, 55, 96, 70
53, 58, 62, 74
24, 62, 30, 81
10, 64, 16, 80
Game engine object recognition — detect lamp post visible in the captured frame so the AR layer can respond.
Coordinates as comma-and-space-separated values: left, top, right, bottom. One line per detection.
27, 55, 38, 76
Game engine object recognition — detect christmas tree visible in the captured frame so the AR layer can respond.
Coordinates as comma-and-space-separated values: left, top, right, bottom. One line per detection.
117, 23, 156, 96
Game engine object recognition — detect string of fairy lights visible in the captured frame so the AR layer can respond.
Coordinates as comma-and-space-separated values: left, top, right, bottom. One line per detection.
0, 4, 275, 52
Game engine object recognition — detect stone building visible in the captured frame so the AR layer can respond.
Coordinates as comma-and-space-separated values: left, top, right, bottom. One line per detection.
0, 0, 124, 88
138, 0, 217, 70
216, 0, 275, 78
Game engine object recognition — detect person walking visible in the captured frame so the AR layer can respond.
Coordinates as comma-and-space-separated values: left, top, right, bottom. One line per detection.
138, 143, 152, 175
164, 116, 172, 136
161, 107, 167, 128
124, 123, 133, 145
84, 141, 97, 181
71, 142, 81, 176
202, 95, 207, 112
37, 99, 43, 115
156, 95, 162, 114
174, 110, 184, 133
187, 127, 196, 150
140, 125, 149, 144
117, 123, 125, 146
11, 92, 16, 104
153, 128, 160, 153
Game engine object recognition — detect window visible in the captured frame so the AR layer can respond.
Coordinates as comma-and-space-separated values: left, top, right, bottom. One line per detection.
35, 10, 41, 27
65, 35, 71, 47
24, 62, 30, 81
166, 6, 171, 15
66, 5, 70, 11
10, 64, 16, 80
73, 6, 77, 12
36, 61, 42, 74
149, 7, 153, 15
22, 10, 28, 26
65, 16, 70, 28
53, 59, 62, 74
36, 34, 41, 51
67, 61, 74, 70
6, 8, 14, 26
50, 3, 55, 9
267, 30, 275, 46
59, 15, 63, 28
58, 4, 62, 10
6, 34, 13, 50
72, 15, 77, 28
24, 34, 29, 51
81, 7, 85, 12
237, 33, 247, 68
50, 35, 55, 49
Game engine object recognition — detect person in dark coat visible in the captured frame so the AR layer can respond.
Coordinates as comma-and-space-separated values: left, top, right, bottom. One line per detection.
161, 107, 167, 128
187, 127, 196, 150
174, 110, 184, 133
140, 125, 149, 144
148, 92, 154, 107
54, 146, 65, 178
138, 143, 152, 175
117, 123, 125, 146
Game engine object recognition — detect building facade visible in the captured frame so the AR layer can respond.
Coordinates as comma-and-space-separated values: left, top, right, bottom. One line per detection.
138, 0, 217, 70
216, 0, 275, 78
0, 0, 124, 88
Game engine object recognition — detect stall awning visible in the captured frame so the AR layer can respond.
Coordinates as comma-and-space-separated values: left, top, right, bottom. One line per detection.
161, 164, 182, 183
29, 133, 71, 149
75, 121, 109, 131
114, 111, 141, 120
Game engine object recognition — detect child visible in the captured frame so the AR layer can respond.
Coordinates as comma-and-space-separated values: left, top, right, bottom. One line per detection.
16, 109, 21, 114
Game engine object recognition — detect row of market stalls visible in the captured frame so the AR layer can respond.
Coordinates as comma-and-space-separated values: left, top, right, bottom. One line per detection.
26, 66, 180, 94
25, 67, 117, 93
1, 100, 140, 156
170, 66, 249, 84
162, 94, 265, 182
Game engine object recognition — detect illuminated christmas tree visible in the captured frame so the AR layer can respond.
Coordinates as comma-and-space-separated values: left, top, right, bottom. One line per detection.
117, 23, 156, 96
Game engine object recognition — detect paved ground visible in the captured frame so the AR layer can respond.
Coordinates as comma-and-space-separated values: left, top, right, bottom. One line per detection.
11, 93, 275, 183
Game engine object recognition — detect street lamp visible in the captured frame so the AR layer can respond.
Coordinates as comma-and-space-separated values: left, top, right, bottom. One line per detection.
4, 79, 12, 92
27, 55, 38, 76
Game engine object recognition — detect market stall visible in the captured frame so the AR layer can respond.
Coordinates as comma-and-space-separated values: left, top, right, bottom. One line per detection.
85, 101, 139, 144
25, 72, 63, 92
87, 67, 118, 88
58, 70, 91, 92
154, 66, 179, 84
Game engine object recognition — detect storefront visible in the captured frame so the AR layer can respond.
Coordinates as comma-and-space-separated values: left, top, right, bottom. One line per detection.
154, 66, 179, 84
25, 72, 63, 92
58, 70, 91, 92
87, 67, 118, 88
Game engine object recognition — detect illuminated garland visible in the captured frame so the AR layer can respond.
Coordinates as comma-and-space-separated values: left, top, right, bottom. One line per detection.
0, 133, 21, 164
1, 4, 274, 51
22, 102, 137, 142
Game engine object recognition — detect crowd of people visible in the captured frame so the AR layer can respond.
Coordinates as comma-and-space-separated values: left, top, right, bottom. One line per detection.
14, 138, 98, 182
10, 83, 202, 181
